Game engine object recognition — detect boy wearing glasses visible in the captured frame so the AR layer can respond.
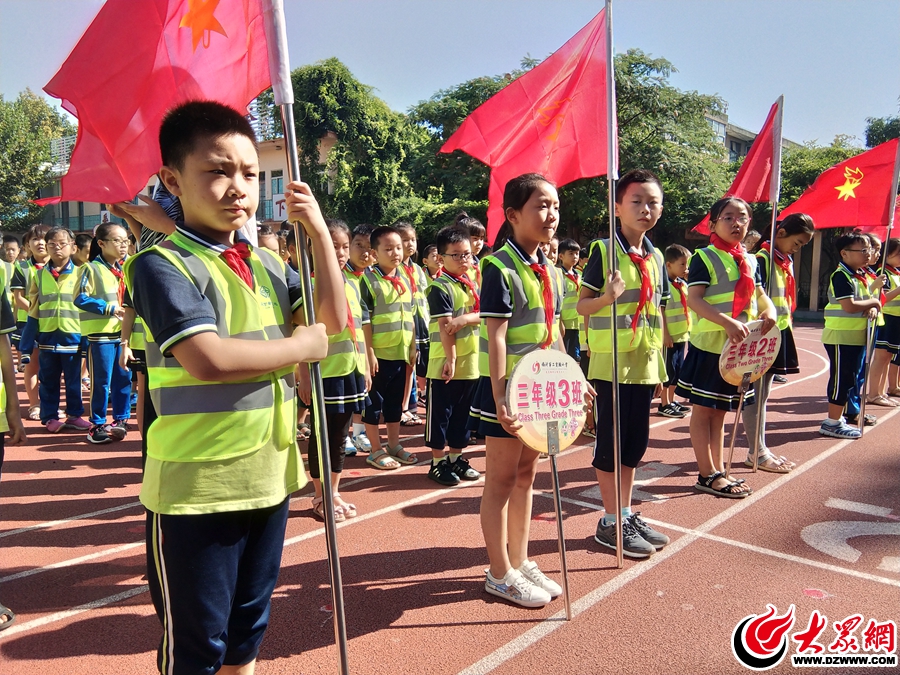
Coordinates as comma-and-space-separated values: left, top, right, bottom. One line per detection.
24, 228, 91, 433
423, 226, 482, 486
820, 233, 883, 439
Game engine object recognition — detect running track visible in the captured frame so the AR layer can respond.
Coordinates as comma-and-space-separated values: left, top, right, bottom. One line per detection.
1, 325, 898, 674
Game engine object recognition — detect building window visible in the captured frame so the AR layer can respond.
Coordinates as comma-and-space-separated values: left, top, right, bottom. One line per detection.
259, 171, 266, 200
708, 119, 726, 145
729, 140, 743, 162
272, 169, 283, 196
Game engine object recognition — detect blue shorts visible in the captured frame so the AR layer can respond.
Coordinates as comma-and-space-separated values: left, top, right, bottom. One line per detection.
363, 358, 407, 424
664, 342, 686, 387
146, 500, 290, 675
425, 378, 475, 450
824, 343, 865, 407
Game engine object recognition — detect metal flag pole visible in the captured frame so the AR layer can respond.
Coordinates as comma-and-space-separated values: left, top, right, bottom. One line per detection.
262, 3, 350, 674
547, 422, 572, 620
603, 0, 624, 568
858, 138, 900, 436
751, 95, 784, 472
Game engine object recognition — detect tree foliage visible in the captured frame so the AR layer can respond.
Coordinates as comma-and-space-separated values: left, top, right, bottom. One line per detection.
865, 115, 900, 148
0, 90, 74, 230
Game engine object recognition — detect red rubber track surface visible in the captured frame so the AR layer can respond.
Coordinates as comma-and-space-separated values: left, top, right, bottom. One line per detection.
1, 325, 898, 674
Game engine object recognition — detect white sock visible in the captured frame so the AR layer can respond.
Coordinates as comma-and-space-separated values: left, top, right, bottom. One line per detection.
353, 423, 365, 436
826, 417, 842, 425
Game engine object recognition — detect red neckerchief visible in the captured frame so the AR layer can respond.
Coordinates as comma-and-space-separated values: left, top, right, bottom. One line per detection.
626, 249, 654, 341
377, 266, 408, 298
345, 263, 365, 278
48, 264, 61, 280
865, 267, 887, 306
562, 267, 580, 292
103, 258, 126, 306
760, 242, 795, 312
402, 262, 418, 296
528, 261, 556, 348
710, 233, 754, 318
221, 242, 253, 288
442, 269, 480, 313
671, 277, 689, 318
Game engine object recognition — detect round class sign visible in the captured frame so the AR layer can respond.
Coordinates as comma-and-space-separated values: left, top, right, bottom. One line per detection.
506, 349, 589, 454
718, 319, 782, 386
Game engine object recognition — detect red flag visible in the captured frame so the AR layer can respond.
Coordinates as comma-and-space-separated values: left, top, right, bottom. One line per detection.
779, 139, 900, 234
36, 0, 271, 206
439, 9, 612, 243
694, 97, 782, 234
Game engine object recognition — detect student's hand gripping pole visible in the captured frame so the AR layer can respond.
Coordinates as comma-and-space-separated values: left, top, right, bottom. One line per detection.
546, 421, 572, 620
264, 3, 350, 672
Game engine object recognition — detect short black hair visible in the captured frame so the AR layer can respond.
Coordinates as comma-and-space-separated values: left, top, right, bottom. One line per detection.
2, 234, 19, 246
422, 244, 437, 257
159, 100, 257, 171
558, 238, 580, 254
75, 233, 93, 249
578, 247, 589, 261
455, 211, 486, 239
615, 169, 663, 204
352, 223, 373, 240
326, 217, 351, 240
44, 227, 74, 243
370, 225, 401, 250
665, 244, 690, 263
23, 223, 50, 244
257, 224, 275, 237
777, 213, 815, 238
393, 221, 415, 236
435, 226, 471, 255
834, 233, 869, 253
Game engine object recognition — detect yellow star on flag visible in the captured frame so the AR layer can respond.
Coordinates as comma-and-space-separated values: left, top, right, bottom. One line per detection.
835, 166, 863, 201
180, 0, 228, 52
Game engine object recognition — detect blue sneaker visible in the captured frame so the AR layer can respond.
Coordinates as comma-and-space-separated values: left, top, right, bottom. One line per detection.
343, 435, 357, 457
819, 419, 861, 439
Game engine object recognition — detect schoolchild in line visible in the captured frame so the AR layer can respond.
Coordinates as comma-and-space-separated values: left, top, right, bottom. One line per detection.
424, 225, 481, 486
579, 169, 671, 558
740, 214, 815, 470
676, 197, 777, 498
819, 233, 883, 438
659, 244, 691, 419
557, 238, 582, 362
343, 223, 375, 456
74, 223, 132, 444
869, 238, 900, 405
456, 212, 485, 287
470, 173, 569, 608
395, 222, 428, 426
421, 244, 441, 280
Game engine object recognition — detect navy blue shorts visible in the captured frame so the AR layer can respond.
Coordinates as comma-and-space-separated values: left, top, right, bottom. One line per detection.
363, 358, 407, 424
591, 379, 654, 472
468, 375, 513, 438
824, 343, 865, 407
146, 499, 290, 675
875, 314, 900, 354
563, 330, 581, 363
425, 378, 475, 450
663, 342, 686, 387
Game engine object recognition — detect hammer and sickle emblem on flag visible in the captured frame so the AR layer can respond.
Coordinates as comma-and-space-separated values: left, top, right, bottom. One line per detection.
835, 166, 864, 201
537, 99, 572, 142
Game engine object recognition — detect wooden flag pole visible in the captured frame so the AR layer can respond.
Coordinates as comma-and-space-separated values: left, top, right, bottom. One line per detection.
263, 2, 351, 673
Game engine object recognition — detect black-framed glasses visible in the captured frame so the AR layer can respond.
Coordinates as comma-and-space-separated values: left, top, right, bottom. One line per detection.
845, 248, 872, 253
716, 215, 751, 225
444, 252, 473, 262
102, 238, 129, 245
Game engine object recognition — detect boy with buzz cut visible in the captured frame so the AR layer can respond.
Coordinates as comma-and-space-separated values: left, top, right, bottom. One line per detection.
577, 168, 672, 559
424, 225, 482, 486
557, 238, 582, 362
659, 244, 691, 418
360, 225, 418, 469
344, 223, 374, 455
820, 233, 882, 439
125, 100, 341, 675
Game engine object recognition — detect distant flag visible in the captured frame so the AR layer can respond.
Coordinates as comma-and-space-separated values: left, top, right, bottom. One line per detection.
779, 138, 900, 234
694, 97, 783, 235
439, 9, 614, 244
36, 0, 271, 206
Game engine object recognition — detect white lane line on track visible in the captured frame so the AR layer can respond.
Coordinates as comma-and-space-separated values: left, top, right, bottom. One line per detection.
0, 501, 142, 540
0, 542, 144, 584
457, 406, 900, 675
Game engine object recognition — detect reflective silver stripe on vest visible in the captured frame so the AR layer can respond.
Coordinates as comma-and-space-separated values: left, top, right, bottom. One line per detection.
38, 309, 79, 320
154, 380, 274, 415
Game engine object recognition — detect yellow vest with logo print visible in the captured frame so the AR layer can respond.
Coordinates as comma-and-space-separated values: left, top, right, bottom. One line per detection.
78, 260, 122, 336
426, 273, 479, 380
35, 266, 80, 335
823, 266, 869, 346
321, 278, 367, 379
689, 246, 759, 354
361, 268, 415, 362
478, 244, 562, 378
756, 248, 793, 331
665, 279, 692, 343
883, 266, 900, 318
586, 238, 664, 355
123, 232, 297, 463
559, 267, 581, 330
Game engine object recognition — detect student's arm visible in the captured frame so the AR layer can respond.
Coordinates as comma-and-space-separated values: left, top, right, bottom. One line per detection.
486, 317, 521, 435
577, 248, 625, 316
755, 287, 778, 335
285, 181, 345, 335
109, 196, 176, 238
26, 277, 38, 320
839, 297, 881, 314
437, 316, 457, 381
119, 307, 136, 371
686, 285, 749, 344
444, 312, 480, 335
0, 335, 24, 445
12, 289, 28, 312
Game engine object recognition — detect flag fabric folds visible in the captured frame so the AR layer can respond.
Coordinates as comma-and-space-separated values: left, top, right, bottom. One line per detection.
779, 138, 900, 233
439, 9, 612, 243
37, 0, 271, 206
693, 98, 781, 235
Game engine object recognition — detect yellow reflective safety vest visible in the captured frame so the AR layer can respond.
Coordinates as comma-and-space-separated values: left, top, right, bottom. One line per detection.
78, 260, 122, 336
124, 233, 296, 463
756, 248, 793, 331
321, 278, 367, 379
665, 278, 691, 343
823, 265, 869, 346
130, 316, 147, 351
586, 237, 664, 355
559, 267, 581, 330
361, 267, 414, 361
0, 261, 13, 315
689, 246, 759, 353
883, 265, 900, 318
478, 243, 562, 378
34, 264, 80, 335
426, 273, 478, 379
14, 260, 38, 323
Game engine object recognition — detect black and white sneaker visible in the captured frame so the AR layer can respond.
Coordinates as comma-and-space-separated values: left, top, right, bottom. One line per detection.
628, 513, 670, 550
450, 456, 480, 481
87, 424, 111, 444
673, 402, 690, 414
428, 459, 460, 486
658, 403, 686, 418
108, 420, 128, 441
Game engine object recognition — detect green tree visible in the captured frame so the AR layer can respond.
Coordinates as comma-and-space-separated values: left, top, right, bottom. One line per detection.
864, 115, 900, 148
0, 90, 75, 230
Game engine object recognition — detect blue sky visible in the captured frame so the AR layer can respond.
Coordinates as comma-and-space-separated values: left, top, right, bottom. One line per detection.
1, 0, 897, 145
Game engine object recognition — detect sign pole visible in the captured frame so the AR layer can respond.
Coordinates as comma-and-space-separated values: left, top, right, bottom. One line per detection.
858, 138, 900, 435
263, 3, 351, 673
547, 421, 572, 620
751, 95, 784, 472
727, 372, 752, 477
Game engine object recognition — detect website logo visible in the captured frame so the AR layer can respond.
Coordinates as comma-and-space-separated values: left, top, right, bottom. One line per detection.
732, 604, 795, 670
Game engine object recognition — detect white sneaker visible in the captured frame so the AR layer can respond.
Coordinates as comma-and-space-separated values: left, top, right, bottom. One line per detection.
352, 432, 372, 453
484, 568, 551, 608
518, 560, 562, 598
343, 436, 357, 456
